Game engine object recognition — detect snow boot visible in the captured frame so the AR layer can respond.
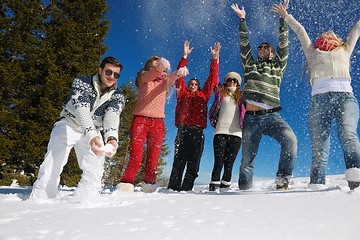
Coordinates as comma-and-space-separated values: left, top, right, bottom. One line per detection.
116, 182, 135, 193
219, 180, 231, 189
140, 182, 158, 193
209, 181, 220, 191
348, 181, 360, 190
275, 176, 290, 190
276, 183, 289, 190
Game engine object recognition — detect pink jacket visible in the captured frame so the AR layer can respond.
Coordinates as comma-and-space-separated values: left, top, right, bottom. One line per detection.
133, 68, 177, 118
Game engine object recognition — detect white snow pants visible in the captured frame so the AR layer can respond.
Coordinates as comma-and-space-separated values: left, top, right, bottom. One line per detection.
30, 119, 105, 199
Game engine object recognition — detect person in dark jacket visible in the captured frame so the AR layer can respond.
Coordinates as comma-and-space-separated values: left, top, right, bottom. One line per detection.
167, 40, 220, 191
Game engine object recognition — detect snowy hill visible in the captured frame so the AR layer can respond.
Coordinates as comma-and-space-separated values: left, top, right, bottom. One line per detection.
0, 175, 359, 240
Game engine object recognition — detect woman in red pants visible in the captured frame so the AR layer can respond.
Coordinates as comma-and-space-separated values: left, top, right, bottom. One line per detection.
116, 56, 189, 193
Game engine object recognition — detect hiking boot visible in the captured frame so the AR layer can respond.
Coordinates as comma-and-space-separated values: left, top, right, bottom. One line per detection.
275, 176, 290, 190
140, 182, 158, 193
115, 182, 135, 193
219, 180, 231, 189
209, 182, 220, 191
276, 183, 289, 190
348, 181, 360, 190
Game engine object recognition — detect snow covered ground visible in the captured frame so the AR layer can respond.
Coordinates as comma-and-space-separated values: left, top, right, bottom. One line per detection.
0, 175, 359, 240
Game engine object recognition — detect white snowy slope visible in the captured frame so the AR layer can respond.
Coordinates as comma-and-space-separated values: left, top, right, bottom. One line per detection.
0, 175, 359, 240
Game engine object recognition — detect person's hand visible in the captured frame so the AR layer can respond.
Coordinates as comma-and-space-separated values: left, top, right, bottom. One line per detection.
272, 0, 289, 18
210, 42, 221, 59
183, 40, 193, 59
156, 57, 170, 72
90, 136, 104, 156
176, 66, 189, 78
231, 3, 246, 19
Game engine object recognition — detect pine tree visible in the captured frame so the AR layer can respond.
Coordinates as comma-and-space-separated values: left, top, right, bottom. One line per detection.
43, 0, 110, 187
0, 0, 49, 185
0, 0, 170, 187
0, 0, 110, 185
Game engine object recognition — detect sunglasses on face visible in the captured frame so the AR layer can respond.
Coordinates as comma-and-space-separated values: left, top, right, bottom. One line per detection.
258, 45, 270, 50
226, 78, 238, 84
104, 69, 120, 79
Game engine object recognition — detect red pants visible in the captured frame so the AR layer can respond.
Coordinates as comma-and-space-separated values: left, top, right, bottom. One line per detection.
121, 115, 165, 185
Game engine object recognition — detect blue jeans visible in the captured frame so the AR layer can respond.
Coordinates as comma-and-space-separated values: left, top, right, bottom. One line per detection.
239, 112, 297, 190
309, 92, 360, 184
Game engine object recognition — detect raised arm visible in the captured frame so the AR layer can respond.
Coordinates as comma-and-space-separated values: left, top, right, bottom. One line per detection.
231, 4, 255, 69
273, 0, 289, 73
183, 40, 193, 59
346, 20, 360, 54
139, 57, 171, 85
231, 3, 246, 19
176, 40, 192, 96
203, 42, 221, 99
210, 41, 221, 61
271, 0, 289, 18
273, 0, 313, 62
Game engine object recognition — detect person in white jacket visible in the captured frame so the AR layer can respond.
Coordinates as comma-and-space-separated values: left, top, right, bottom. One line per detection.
30, 56, 125, 200
273, 2, 360, 190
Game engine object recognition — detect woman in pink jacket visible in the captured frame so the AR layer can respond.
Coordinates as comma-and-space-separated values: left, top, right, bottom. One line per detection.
116, 56, 189, 193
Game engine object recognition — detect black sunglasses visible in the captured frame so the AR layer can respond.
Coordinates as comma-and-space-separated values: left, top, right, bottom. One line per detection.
258, 45, 270, 50
104, 69, 120, 79
226, 78, 238, 84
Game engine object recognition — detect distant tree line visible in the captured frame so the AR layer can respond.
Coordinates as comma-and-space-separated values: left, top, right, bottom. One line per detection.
0, 0, 168, 186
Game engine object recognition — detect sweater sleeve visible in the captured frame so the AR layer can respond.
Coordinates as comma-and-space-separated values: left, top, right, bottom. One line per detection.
201, 58, 219, 100
102, 91, 125, 142
275, 17, 289, 74
176, 57, 188, 98
69, 77, 98, 143
284, 14, 313, 62
346, 20, 360, 54
239, 19, 255, 73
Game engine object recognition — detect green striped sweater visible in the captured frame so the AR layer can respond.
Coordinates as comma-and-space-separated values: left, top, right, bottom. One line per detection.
239, 18, 289, 107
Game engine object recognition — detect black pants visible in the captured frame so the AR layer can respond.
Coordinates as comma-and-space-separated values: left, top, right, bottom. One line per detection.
168, 127, 204, 191
211, 134, 241, 183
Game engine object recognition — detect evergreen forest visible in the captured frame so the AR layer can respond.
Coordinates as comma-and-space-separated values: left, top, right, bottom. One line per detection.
0, 0, 168, 187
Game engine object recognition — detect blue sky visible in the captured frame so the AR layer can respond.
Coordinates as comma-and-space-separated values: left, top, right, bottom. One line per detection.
104, 0, 360, 184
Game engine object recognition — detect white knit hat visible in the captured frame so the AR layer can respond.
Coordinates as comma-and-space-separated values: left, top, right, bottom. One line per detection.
224, 72, 242, 85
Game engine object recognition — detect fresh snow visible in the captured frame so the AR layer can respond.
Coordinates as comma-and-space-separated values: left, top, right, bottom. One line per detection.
0, 175, 359, 240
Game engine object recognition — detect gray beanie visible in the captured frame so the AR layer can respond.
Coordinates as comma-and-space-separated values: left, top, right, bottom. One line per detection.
224, 72, 242, 86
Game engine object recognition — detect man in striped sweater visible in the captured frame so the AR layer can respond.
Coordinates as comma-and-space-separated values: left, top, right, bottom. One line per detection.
231, 1, 297, 190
